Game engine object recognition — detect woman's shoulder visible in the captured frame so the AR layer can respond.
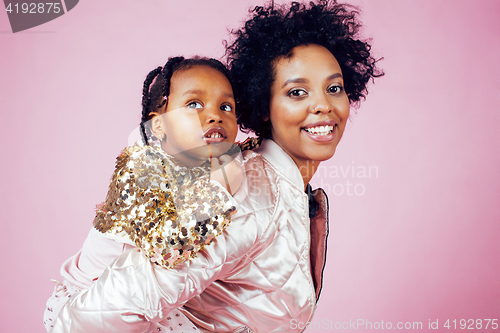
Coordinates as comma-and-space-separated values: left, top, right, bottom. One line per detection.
240, 148, 278, 191
231, 141, 282, 227
239, 139, 303, 192
238, 137, 273, 172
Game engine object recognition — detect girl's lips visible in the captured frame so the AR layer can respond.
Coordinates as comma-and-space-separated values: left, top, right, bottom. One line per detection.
203, 126, 228, 143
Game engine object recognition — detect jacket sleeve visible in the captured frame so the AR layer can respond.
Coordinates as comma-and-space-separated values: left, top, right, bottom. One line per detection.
51, 149, 263, 332
51, 229, 236, 333
59, 228, 133, 289
45, 227, 134, 332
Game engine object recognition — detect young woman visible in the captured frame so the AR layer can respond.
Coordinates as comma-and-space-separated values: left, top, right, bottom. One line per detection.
49, 1, 382, 332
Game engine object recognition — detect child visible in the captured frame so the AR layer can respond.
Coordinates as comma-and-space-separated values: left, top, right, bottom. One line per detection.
44, 56, 243, 332
94, 56, 241, 269
48, 2, 382, 331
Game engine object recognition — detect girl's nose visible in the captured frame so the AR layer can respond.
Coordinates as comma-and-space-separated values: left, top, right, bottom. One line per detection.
204, 106, 223, 123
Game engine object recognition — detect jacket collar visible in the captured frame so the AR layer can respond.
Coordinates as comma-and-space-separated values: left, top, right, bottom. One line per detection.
254, 139, 305, 190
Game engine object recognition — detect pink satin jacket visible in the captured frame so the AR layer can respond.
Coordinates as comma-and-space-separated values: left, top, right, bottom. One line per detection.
50, 139, 329, 332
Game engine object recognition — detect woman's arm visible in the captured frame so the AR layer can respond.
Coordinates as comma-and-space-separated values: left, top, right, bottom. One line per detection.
59, 228, 133, 289
50, 145, 241, 332
44, 228, 134, 332
51, 229, 238, 332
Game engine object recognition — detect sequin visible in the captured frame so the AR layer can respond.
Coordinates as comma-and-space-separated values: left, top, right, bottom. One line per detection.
93, 144, 237, 269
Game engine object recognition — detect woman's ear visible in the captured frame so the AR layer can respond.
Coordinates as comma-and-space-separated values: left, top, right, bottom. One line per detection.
149, 113, 166, 141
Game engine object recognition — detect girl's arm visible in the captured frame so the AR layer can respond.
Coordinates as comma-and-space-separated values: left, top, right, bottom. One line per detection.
94, 144, 237, 269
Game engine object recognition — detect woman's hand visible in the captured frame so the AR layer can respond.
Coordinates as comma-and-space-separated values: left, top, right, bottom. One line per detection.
210, 153, 243, 195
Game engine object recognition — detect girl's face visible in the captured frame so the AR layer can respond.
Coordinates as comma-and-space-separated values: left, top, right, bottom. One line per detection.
269, 44, 350, 178
159, 65, 237, 167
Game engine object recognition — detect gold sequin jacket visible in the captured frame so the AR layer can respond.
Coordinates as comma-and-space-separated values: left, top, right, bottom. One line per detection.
52, 140, 330, 333
93, 144, 236, 269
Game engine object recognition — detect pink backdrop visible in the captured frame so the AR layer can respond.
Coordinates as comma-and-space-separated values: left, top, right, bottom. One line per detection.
1, 0, 499, 331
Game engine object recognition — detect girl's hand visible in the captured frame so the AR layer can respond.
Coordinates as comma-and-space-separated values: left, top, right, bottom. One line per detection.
210, 154, 243, 195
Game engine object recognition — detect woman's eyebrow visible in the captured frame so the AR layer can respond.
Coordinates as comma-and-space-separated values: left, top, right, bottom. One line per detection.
281, 73, 343, 88
282, 78, 309, 88
327, 73, 343, 80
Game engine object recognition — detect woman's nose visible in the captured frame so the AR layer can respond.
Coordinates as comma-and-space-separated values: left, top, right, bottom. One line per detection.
310, 93, 332, 114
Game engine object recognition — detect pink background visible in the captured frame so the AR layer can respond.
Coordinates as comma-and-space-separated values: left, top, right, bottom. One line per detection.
1, 0, 499, 331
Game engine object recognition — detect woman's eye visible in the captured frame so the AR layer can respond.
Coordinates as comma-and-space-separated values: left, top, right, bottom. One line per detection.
288, 89, 307, 98
328, 85, 344, 94
187, 101, 203, 109
221, 104, 233, 112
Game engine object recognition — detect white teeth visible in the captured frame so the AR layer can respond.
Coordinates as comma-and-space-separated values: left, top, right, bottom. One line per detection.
304, 125, 334, 135
208, 132, 222, 139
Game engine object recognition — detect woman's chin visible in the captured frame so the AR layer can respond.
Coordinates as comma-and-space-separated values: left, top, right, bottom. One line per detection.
300, 129, 343, 162
307, 144, 338, 162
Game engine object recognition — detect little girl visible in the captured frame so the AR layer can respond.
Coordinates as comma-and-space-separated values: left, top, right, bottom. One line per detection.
47, 1, 382, 332
44, 56, 243, 332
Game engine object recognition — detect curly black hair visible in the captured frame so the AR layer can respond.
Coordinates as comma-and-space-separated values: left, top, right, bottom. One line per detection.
226, 0, 383, 138
140, 56, 233, 145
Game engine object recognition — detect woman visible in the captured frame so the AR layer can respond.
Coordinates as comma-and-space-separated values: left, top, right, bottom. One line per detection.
50, 1, 382, 332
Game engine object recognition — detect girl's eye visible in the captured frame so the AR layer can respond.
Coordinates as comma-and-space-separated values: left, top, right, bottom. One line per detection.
328, 85, 344, 94
221, 104, 233, 112
187, 101, 203, 109
288, 89, 307, 98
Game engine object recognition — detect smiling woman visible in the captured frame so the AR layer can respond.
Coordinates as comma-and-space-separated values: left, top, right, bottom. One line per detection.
227, 0, 383, 189
54, 2, 381, 333
269, 44, 351, 187
2, 0, 499, 332
44, 1, 383, 332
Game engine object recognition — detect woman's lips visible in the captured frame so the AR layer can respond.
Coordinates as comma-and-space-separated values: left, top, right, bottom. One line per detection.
203, 126, 227, 143
301, 120, 337, 142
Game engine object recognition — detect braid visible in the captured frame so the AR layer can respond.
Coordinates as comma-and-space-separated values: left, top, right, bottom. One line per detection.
140, 66, 162, 145
162, 56, 185, 103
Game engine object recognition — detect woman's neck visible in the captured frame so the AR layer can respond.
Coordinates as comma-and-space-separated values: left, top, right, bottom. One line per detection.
294, 159, 320, 191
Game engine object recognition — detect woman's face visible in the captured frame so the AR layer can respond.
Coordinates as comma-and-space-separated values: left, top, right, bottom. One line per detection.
269, 44, 350, 173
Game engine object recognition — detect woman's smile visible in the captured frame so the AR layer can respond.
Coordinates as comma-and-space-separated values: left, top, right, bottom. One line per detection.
301, 119, 337, 142
269, 44, 350, 185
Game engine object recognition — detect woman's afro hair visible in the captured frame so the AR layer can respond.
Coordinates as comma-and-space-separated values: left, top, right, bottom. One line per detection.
226, 0, 383, 138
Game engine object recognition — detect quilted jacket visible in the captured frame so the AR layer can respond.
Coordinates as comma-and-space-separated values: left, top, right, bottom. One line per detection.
50, 139, 329, 332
